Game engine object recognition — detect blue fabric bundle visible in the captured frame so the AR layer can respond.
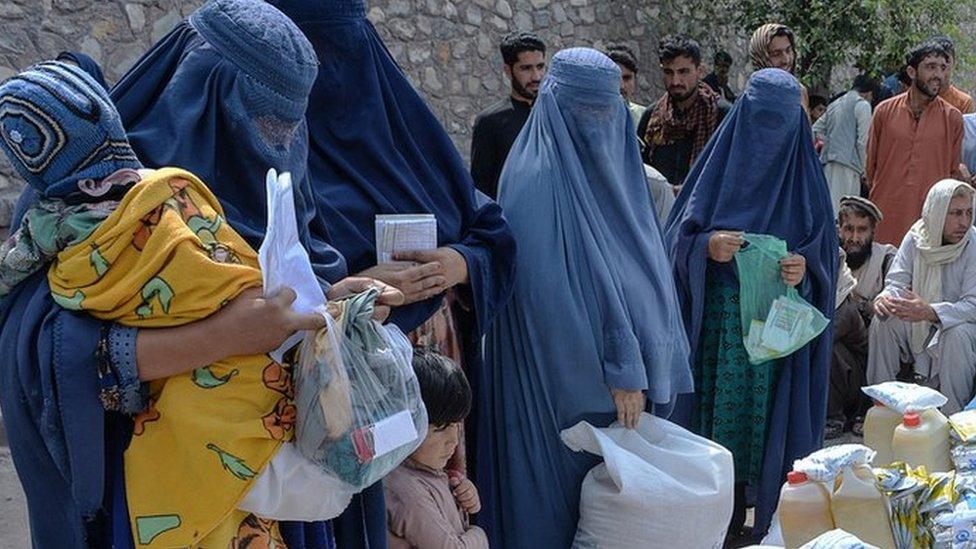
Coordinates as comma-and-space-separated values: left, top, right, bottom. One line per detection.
664, 68, 838, 537
479, 47, 693, 548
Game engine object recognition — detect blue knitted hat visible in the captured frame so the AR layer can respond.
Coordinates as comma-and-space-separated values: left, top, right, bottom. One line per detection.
0, 61, 141, 197
190, 0, 319, 103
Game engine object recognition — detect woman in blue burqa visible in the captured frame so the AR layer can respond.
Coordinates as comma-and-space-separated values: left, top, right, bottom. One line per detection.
664, 68, 837, 542
0, 1, 393, 547
108, 1, 404, 547
479, 47, 693, 548
266, 1, 517, 540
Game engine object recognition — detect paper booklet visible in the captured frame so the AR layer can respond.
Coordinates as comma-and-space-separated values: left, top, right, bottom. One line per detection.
375, 214, 437, 264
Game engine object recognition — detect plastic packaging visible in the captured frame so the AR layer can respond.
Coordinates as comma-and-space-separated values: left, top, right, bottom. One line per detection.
258, 168, 329, 362
892, 411, 951, 473
862, 382, 949, 416
294, 288, 428, 489
949, 410, 976, 443
793, 444, 877, 483
830, 465, 896, 549
780, 471, 836, 548
734, 233, 829, 365
864, 401, 903, 467
798, 529, 880, 549
561, 413, 734, 549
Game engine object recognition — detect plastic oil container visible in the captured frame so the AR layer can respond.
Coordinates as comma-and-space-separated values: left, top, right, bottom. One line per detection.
863, 401, 902, 467
779, 471, 834, 548
830, 464, 895, 549
892, 410, 951, 472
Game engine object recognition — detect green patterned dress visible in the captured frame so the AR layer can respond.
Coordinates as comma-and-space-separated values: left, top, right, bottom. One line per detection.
696, 276, 780, 485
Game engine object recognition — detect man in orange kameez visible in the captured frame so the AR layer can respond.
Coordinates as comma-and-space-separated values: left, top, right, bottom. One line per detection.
867, 41, 963, 245
932, 35, 975, 115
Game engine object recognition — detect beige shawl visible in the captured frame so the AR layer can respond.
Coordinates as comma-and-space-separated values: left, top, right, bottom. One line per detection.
908, 179, 976, 353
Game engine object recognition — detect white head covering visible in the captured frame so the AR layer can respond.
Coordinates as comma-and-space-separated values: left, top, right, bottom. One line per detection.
908, 178, 976, 353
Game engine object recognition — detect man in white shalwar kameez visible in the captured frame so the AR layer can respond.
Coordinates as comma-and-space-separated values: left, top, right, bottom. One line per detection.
868, 179, 976, 413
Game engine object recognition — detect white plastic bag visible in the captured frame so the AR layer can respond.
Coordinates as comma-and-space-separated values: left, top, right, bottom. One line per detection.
259, 168, 328, 363
861, 382, 948, 415
560, 413, 734, 549
238, 442, 355, 521
799, 529, 879, 549
792, 444, 877, 483
295, 288, 428, 490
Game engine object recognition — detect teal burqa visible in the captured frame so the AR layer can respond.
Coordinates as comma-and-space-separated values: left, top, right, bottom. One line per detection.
477, 48, 693, 548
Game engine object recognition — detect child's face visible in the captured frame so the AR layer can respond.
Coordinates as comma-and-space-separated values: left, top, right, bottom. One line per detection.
411, 422, 461, 471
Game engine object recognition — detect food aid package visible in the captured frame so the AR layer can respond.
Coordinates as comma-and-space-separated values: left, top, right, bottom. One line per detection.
793, 444, 877, 483
798, 529, 880, 549
862, 382, 949, 415
259, 168, 329, 363
560, 413, 734, 548
734, 233, 828, 365
238, 442, 356, 521
294, 288, 428, 490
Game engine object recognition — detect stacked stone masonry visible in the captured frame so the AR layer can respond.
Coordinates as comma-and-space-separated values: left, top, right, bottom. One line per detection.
0, 0, 759, 230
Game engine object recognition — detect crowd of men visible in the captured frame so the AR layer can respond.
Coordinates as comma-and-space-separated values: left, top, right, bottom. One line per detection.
472, 30, 976, 441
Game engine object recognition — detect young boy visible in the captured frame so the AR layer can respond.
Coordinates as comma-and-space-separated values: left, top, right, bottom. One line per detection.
384, 348, 488, 548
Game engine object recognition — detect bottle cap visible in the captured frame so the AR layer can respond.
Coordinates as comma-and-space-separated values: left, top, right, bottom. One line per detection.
787, 471, 808, 484
903, 412, 921, 427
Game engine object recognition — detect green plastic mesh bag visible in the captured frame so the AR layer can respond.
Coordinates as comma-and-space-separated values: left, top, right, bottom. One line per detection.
733, 233, 828, 365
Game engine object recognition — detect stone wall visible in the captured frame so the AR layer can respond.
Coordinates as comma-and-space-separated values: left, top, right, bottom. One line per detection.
0, 0, 758, 230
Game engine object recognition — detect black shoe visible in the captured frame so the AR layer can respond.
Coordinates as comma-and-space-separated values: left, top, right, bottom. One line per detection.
824, 419, 845, 440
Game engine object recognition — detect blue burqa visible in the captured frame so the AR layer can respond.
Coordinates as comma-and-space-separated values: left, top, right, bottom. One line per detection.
109, 14, 346, 283
664, 68, 838, 538
0, 60, 132, 548
268, 0, 516, 335
269, 4, 516, 545
107, 1, 344, 546
479, 48, 693, 549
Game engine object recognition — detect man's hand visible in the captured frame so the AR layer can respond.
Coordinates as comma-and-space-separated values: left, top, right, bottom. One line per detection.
212, 287, 326, 358
327, 277, 405, 322
888, 290, 939, 323
780, 253, 806, 287
449, 474, 481, 515
707, 231, 744, 263
611, 388, 644, 429
960, 163, 976, 185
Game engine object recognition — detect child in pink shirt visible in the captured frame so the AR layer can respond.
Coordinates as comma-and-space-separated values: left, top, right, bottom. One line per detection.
384, 348, 488, 548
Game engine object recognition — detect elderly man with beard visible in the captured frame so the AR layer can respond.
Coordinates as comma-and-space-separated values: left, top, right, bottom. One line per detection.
869, 180, 976, 414
638, 35, 730, 189
471, 31, 546, 199
867, 41, 963, 245
827, 196, 898, 438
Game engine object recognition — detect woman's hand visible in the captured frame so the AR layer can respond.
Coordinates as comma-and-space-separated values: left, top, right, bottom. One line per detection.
396, 247, 469, 289
136, 286, 326, 381
780, 253, 806, 287
327, 277, 405, 322
611, 388, 644, 429
707, 231, 744, 263
358, 260, 447, 305
213, 287, 326, 357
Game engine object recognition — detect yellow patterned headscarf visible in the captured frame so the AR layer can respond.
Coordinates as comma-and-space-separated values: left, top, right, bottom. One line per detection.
49, 167, 291, 547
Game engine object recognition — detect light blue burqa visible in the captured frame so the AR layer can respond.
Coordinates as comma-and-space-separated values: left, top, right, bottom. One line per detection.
478, 48, 693, 549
